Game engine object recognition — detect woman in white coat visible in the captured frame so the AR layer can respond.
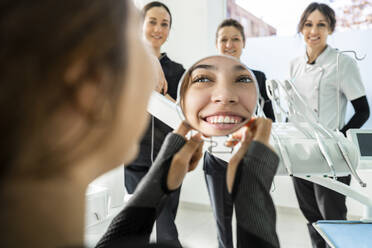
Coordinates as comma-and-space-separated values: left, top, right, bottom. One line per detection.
290, 3, 370, 248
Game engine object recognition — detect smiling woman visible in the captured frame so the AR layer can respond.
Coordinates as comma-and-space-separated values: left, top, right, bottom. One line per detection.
178, 55, 258, 137
142, 1, 172, 58
290, 3, 370, 248
216, 19, 245, 59
124, 1, 185, 246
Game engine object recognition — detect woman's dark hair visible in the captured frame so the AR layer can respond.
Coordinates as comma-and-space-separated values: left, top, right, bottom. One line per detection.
142, 1, 172, 27
298, 2, 336, 33
0, 0, 129, 178
216, 18, 245, 43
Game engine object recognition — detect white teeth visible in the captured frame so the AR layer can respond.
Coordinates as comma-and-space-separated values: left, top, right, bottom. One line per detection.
208, 115, 241, 124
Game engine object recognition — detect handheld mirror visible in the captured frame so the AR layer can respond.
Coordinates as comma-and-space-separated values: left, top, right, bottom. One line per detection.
176, 55, 258, 141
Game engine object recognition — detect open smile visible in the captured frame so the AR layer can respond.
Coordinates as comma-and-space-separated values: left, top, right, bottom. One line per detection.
224, 50, 236, 55
308, 36, 320, 42
201, 113, 246, 130
151, 34, 163, 40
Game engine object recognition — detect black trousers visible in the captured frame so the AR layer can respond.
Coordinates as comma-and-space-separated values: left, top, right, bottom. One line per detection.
124, 166, 182, 248
292, 175, 351, 248
203, 152, 234, 248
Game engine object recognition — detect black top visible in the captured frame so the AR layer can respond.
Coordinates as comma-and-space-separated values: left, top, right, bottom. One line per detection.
127, 53, 185, 168
251, 69, 275, 121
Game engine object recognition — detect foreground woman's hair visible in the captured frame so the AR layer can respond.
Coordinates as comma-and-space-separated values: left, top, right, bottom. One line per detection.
0, 0, 128, 179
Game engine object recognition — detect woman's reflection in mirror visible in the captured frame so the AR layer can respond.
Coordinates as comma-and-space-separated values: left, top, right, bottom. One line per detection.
180, 56, 257, 137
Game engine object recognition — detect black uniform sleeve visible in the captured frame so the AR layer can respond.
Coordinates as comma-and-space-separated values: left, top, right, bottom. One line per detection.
232, 141, 280, 248
95, 133, 186, 248
340, 95, 370, 135
253, 70, 275, 122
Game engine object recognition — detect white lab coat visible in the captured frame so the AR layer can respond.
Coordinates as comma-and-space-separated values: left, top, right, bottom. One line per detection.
290, 45, 366, 130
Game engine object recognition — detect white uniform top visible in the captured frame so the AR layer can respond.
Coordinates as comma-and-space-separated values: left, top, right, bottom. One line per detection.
290, 45, 366, 130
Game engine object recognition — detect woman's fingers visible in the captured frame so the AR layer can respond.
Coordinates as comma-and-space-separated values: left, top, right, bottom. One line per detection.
174, 133, 203, 163
150, 53, 168, 95
224, 118, 256, 147
155, 78, 167, 94
167, 132, 203, 190
226, 117, 273, 147
173, 121, 192, 137
225, 139, 238, 147
251, 118, 273, 149
224, 121, 251, 147
158, 62, 168, 95
226, 117, 275, 193
162, 78, 168, 95
226, 127, 252, 193
188, 139, 203, 171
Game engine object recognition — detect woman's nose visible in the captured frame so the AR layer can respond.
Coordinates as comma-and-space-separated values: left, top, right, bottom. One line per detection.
310, 26, 318, 34
154, 24, 161, 32
226, 40, 233, 48
211, 87, 238, 104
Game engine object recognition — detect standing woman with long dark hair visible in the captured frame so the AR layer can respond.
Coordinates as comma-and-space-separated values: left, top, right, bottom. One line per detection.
124, 1, 185, 247
290, 3, 370, 248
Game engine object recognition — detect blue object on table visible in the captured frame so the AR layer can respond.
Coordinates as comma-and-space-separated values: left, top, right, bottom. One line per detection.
313, 220, 372, 248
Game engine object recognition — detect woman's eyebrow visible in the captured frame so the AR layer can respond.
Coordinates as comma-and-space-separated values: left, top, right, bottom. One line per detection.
234, 65, 247, 71
189, 64, 217, 74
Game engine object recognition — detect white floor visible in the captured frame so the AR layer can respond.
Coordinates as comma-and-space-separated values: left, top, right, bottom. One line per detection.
85, 202, 314, 248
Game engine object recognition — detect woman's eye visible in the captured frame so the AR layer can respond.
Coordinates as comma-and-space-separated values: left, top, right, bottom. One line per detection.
161, 23, 169, 28
233, 38, 240, 41
236, 76, 252, 83
150, 21, 156, 25
192, 76, 212, 83
318, 23, 326, 27
304, 23, 312, 27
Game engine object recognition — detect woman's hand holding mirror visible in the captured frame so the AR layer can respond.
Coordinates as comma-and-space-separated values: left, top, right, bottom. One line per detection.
167, 121, 204, 191
175, 55, 274, 192
226, 117, 274, 193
